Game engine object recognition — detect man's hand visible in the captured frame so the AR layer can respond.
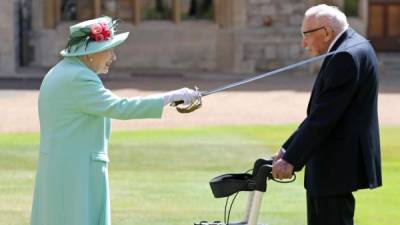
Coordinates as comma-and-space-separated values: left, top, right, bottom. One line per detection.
272, 148, 286, 164
272, 158, 294, 180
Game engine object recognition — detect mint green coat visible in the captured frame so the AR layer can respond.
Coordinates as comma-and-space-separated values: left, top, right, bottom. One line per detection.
30, 57, 164, 225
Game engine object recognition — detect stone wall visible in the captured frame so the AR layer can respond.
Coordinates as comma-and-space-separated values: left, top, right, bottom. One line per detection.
0, 0, 17, 76
15, 0, 373, 76
27, 0, 313, 75
114, 21, 218, 71
241, 0, 308, 72
30, 21, 218, 72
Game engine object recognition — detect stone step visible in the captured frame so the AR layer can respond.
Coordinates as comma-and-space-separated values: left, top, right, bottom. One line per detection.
378, 53, 400, 63
377, 53, 400, 75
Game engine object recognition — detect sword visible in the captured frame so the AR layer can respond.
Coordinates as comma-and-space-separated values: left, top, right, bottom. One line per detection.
173, 40, 368, 112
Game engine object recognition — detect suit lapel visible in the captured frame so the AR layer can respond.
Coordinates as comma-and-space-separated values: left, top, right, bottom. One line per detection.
306, 28, 354, 115
307, 64, 326, 115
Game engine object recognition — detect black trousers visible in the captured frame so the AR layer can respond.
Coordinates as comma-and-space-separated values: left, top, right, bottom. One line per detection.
307, 192, 355, 225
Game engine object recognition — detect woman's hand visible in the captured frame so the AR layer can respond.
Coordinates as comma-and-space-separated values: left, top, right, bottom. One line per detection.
163, 87, 201, 106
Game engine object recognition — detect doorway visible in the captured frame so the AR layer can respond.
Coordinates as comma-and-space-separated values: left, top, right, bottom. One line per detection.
368, 0, 400, 51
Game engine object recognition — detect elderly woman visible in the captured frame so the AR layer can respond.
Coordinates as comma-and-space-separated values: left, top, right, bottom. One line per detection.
30, 16, 199, 225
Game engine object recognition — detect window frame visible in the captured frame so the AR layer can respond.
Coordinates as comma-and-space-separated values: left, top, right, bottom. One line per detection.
43, 0, 221, 28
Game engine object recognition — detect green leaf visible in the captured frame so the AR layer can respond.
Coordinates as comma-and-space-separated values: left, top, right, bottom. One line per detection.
66, 36, 89, 53
70, 27, 92, 38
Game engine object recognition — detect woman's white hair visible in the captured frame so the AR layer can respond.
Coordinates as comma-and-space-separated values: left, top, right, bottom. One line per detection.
305, 4, 349, 33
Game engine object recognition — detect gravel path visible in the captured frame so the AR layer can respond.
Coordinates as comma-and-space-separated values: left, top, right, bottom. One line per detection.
0, 72, 399, 133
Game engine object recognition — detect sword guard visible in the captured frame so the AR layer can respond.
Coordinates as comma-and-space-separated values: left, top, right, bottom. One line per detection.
171, 86, 202, 113
171, 100, 184, 106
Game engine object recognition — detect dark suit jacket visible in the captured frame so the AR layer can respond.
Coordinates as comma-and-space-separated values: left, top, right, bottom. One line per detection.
282, 28, 382, 196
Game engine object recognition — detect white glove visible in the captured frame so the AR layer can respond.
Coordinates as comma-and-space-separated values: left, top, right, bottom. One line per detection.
163, 87, 200, 106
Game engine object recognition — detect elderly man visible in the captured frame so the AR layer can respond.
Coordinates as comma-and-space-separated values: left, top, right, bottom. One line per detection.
272, 4, 382, 225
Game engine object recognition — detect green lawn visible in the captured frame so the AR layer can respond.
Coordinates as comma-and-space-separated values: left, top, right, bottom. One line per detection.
0, 125, 398, 225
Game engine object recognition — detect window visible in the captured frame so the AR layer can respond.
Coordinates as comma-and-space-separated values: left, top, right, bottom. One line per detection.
44, 0, 219, 28
183, 0, 213, 20
344, 0, 359, 17
61, 0, 77, 21
142, 1, 173, 20
142, 0, 213, 21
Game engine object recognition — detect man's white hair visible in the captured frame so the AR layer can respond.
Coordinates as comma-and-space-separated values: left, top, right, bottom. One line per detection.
305, 4, 349, 33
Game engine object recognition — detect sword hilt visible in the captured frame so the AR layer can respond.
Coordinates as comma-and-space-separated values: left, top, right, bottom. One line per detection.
171, 100, 184, 106
170, 86, 202, 107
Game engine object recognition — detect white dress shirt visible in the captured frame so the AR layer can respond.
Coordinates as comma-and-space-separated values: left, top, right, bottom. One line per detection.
327, 27, 348, 52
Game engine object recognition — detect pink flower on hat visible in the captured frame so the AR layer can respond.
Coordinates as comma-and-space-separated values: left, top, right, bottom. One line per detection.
91, 24, 102, 35
93, 34, 104, 41
90, 22, 111, 42
100, 22, 108, 31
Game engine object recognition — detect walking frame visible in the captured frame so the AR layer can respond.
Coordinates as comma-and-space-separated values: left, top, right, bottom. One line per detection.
195, 158, 295, 225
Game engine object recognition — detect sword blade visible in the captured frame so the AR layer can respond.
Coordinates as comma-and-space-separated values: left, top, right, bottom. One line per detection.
200, 41, 367, 97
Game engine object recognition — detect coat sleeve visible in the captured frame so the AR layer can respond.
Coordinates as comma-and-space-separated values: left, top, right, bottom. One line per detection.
71, 70, 164, 120
283, 52, 359, 170
282, 131, 297, 150
282, 120, 307, 150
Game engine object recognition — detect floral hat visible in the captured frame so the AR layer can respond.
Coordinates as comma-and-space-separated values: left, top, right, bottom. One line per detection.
60, 16, 129, 57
